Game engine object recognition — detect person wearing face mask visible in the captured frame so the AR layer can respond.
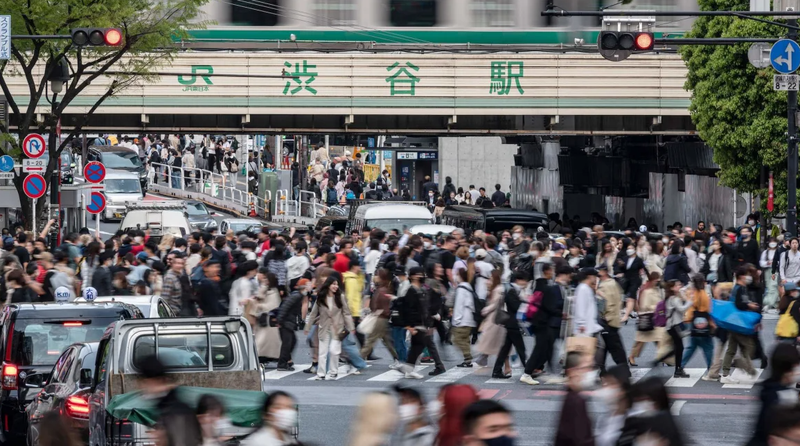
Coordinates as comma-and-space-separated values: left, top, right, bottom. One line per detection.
780, 238, 800, 295
748, 343, 800, 446
651, 280, 692, 378
572, 268, 602, 339
143, 355, 204, 446
461, 400, 516, 446
663, 241, 691, 286
196, 395, 231, 446
720, 266, 761, 384
241, 391, 299, 446
595, 365, 632, 446
554, 352, 595, 446
761, 237, 781, 312
394, 386, 436, 446
737, 226, 761, 270
617, 377, 684, 446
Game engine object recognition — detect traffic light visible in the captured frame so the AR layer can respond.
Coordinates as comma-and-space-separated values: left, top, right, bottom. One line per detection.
70, 28, 123, 47
599, 31, 654, 52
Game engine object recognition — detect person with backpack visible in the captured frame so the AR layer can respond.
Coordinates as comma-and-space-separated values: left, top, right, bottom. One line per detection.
628, 272, 663, 367
652, 280, 692, 378
223, 149, 239, 186
397, 267, 434, 379
522, 265, 569, 385
681, 275, 715, 376
490, 271, 527, 379
325, 182, 338, 207
779, 238, 800, 295
451, 268, 477, 368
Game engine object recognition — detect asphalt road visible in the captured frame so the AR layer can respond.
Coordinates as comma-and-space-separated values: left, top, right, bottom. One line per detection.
269, 317, 779, 446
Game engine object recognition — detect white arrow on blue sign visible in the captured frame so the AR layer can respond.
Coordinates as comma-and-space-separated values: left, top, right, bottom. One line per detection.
772, 39, 800, 74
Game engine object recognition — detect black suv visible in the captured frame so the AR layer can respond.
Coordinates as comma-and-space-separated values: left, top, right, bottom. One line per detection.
0, 302, 143, 445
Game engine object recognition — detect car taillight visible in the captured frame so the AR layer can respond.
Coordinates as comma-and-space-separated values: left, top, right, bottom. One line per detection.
63, 322, 83, 327
2, 364, 17, 390
66, 396, 90, 419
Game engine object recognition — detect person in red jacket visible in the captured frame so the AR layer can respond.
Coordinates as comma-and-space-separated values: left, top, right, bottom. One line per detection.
333, 238, 354, 273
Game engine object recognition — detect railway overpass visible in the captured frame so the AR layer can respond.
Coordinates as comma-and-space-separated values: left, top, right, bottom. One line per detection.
5, 52, 693, 134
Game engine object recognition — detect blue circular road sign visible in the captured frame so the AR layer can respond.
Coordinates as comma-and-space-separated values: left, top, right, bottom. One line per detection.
86, 191, 106, 214
22, 174, 46, 200
0, 156, 14, 173
771, 39, 800, 74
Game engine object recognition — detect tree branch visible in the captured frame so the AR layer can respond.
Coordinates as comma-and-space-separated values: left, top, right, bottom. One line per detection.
0, 62, 21, 119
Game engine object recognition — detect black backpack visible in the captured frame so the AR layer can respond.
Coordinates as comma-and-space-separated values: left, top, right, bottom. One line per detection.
690, 310, 712, 337
425, 249, 444, 272
389, 290, 406, 327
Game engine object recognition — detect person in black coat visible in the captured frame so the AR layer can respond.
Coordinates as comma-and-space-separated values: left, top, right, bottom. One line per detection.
663, 241, 691, 285
617, 242, 645, 299
747, 343, 800, 446
276, 279, 309, 371
91, 251, 115, 297
525, 264, 567, 377
737, 226, 761, 269
491, 271, 528, 379
197, 260, 225, 316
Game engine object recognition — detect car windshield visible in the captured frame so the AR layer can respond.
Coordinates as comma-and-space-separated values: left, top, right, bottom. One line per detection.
186, 202, 209, 216
105, 179, 141, 194
229, 222, 256, 233
366, 218, 432, 232
101, 151, 143, 169
14, 318, 117, 366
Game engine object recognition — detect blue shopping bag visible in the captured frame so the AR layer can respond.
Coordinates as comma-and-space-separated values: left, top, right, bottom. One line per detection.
711, 298, 762, 335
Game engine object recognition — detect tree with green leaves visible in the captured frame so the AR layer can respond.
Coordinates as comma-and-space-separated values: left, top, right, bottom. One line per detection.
681, 0, 788, 215
0, 0, 207, 232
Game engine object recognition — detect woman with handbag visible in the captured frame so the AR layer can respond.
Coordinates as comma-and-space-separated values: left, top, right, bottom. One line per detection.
306, 276, 355, 380
652, 279, 693, 378
246, 271, 283, 365
628, 272, 663, 367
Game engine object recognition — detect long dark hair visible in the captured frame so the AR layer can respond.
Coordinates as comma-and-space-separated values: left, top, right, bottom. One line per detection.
318, 276, 343, 309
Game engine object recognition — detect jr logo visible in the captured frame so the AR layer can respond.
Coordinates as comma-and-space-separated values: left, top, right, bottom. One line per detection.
178, 65, 214, 85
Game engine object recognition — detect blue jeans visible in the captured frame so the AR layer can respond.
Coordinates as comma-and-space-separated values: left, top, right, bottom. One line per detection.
392, 327, 408, 363
341, 334, 366, 370
681, 336, 714, 369
171, 172, 180, 189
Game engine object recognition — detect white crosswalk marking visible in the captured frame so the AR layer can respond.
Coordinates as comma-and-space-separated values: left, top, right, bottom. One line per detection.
665, 368, 705, 387
426, 366, 477, 383
308, 364, 368, 381
722, 368, 763, 389
263, 364, 311, 380
485, 368, 523, 384
630, 368, 652, 383
368, 366, 429, 382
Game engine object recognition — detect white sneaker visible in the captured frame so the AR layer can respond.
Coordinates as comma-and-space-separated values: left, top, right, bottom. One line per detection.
389, 360, 401, 370
519, 374, 540, 385
314, 375, 325, 381
701, 374, 718, 382
720, 375, 739, 384
351, 367, 362, 375
405, 371, 423, 379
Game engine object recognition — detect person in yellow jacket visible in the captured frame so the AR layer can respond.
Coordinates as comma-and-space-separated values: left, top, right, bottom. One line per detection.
776, 282, 800, 342
343, 261, 367, 347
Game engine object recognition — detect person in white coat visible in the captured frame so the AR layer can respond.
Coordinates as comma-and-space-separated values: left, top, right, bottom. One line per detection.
572, 268, 602, 337
229, 261, 259, 316
182, 147, 196, 187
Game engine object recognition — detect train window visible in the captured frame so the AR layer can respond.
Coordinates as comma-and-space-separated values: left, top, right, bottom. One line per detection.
230, 0, 279, 26
471, 0, 515, 27
313, 0, 357, 26
390, 0, 436, 27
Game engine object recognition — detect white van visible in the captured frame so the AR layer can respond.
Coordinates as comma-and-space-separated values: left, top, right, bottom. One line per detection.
351, 203, 433, 233
100, 170, 143, 222
119, 202, 192, 242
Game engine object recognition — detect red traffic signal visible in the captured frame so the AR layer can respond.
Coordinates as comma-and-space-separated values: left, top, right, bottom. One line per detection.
599, 31, 654, 52
70, 28, 124, 47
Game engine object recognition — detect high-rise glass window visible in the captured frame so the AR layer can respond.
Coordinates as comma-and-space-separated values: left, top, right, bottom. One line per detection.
230, 0, 279, 26
313, 0, 357, 25
390, 0, 437, 27
472, 0, 515, 27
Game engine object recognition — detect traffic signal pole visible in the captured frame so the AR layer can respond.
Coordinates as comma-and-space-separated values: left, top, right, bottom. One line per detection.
789, 18, 798, 237
543, 6, 800, 236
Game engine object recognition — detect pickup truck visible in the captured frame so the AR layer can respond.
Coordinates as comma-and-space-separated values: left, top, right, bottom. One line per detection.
87, 317, 264, 446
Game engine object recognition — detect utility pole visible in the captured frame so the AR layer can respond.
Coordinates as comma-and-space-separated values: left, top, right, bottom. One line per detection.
788, 18, 799, 237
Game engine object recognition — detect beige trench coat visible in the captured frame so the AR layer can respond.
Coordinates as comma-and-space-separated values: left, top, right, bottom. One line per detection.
247, 286, 282, 360
476, 285, 507, 356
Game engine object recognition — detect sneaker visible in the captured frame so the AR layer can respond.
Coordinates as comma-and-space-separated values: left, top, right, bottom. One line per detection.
420, 357, 434, 364
519, 374, 540, 386
327, 374, 338, 380
277, 365, 295, 372
720, 375, 739, 384
673, 369, 690, 378
701, 374, 718, 382
428, 367, 446, 376
492, 372, 512, 379
389, 360, 401, 370
352, 368, 362, 375
405, 371, 424, 379
366, 355, 381, 362
313, 375, 325, 381
456, 362, 473, 368
303, 365, 318, 374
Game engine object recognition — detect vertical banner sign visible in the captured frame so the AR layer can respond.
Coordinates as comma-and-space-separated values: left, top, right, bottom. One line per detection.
0, 16, 10, 61
769, 172, 775, 212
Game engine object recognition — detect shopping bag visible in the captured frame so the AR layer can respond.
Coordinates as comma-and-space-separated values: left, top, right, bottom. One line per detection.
565, 336, 597, 357
710, 299, 762, 335
357, 310, 382, 335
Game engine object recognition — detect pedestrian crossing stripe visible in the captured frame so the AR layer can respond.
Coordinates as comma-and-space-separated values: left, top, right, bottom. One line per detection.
664, 368, 705, 388
630, 368, 651, 383
426, 366, 477, 383
263, 364, 311, 380
307, 364, 369, 381
367, 366, 429, 382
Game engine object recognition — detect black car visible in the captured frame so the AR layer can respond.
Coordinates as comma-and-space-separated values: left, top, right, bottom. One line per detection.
185, 200, 218, 231
0, 302, 143, 445
86, 146, 147, 193
25, 342, 98, 446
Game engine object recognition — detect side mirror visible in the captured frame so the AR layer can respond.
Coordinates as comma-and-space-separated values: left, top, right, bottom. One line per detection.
24, 373, 45, 388
79, 368, 92, 388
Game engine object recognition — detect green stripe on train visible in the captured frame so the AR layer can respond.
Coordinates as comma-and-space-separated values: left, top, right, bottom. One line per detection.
178, 29, 683, 45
